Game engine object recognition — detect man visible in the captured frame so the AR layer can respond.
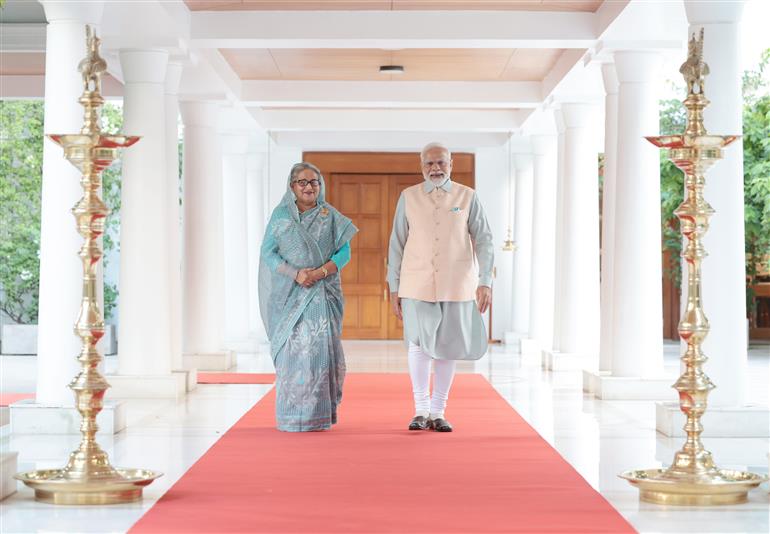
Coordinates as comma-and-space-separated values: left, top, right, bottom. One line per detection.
387, 142, 494, 432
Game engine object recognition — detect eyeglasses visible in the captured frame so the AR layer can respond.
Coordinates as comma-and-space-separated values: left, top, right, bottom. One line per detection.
422, 159, 450, 169
292, 179, 320, 188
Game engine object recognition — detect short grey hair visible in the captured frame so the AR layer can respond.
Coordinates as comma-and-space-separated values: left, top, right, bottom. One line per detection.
289, 161, 322, 182
420, 142, 452, 162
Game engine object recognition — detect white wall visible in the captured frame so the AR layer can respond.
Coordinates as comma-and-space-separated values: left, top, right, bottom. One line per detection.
475, 146, 514, 341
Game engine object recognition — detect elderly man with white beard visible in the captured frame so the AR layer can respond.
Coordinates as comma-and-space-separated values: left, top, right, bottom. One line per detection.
387, 142, 494, 432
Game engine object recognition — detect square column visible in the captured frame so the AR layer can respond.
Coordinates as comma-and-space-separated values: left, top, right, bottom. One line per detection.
180, 101, 234, 372
165, 61, 196, 392
682, 0, 748, 407
523, 131, 557, 356
35, 0, 104, 407
598, 62, 619, 375
104, 49, 186, 399
246, 153, 269, 344
511, 154, 534, 344
1, 452, 19, 500
16, 0, 122, 435
585, 52, 674, 399
542, 104, 600, 370
222, 134, 257, 353
655, 0, 768, 435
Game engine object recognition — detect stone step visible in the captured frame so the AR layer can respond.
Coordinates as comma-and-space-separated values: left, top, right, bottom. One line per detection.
1, 451, 19, 500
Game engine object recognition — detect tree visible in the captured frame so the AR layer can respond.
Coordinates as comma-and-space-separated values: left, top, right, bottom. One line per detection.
0, 101, 44, 324
101, 103, 123, 320
0, 101, 123, 324
659, 88, 687, 288
658, 49, 770, 326
742, 49, 770, 325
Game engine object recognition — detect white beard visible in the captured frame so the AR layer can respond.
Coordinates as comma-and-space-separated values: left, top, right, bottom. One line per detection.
426, 172, 451, 185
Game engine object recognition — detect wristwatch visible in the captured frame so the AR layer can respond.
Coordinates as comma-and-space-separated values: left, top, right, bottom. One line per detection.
321, 266, 328, 278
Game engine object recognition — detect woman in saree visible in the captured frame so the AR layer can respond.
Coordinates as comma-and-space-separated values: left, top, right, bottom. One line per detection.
259, 162, 358, 432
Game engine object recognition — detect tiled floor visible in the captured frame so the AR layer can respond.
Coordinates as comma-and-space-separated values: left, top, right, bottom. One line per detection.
1, 341, 768, 533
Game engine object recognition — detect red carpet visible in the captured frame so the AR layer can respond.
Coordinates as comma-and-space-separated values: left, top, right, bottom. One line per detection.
0, 393, 34, 406
197, 372, 275, 384
131, 374, 635, 533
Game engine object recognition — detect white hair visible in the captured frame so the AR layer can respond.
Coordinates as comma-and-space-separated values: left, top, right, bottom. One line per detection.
420, 142, 452, 162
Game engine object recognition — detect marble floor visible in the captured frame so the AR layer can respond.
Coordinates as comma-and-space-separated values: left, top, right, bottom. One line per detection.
1, 341, 768, 533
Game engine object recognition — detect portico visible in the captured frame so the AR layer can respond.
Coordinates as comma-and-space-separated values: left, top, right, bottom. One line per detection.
0, 0, 768, 527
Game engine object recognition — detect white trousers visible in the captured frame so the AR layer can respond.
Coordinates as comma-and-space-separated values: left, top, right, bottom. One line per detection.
407, 342, 456, 418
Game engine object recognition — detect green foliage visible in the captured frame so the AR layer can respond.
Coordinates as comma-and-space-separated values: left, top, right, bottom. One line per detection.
742, 49, 770, 323
658, 49, 770, 326
0, 100, 123, 324
0, 101, 44, 324
101, 103, 123, 319
659, 92, 687, 287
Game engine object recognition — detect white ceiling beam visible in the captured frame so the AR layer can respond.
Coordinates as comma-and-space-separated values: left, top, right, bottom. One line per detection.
190, 10, 598, 49
597, 0, 686, 43
540, 49, 587, 101
595, 0, 632, 38
272, 131, 509, 151
101, 0, 190, 52
240, 81, 542, 109
194, 48, 243, 101
249, 108, 530, 132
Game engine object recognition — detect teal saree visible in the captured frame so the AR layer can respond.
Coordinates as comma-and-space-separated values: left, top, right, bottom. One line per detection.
259, 173, 357, 432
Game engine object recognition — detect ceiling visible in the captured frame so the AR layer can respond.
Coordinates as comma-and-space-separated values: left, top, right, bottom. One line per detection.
0, 0, 690, 150
219, 48, 563, 81
185, 1, 603, 12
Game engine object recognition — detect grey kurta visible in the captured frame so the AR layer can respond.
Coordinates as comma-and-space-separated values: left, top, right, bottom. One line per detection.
387, 177, 494, 360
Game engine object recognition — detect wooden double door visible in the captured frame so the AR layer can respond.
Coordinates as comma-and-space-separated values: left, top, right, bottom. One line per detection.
306, 152, 474, 339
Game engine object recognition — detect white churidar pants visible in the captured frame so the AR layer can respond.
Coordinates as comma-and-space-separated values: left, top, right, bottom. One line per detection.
407, 342, 456, 418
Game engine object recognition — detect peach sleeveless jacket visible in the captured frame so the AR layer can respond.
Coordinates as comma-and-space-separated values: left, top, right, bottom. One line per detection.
397, 182, 478, 302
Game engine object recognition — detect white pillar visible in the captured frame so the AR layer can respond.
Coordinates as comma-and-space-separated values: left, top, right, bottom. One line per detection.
527, 134, 558, 353
549, 111, 567, 354
246, 153, 268, 344
35, 1, 104, 405
165, 62, 184, 372
610, 51, 664, 378
655, 0, 767, 438
180, 101, 234, 371
111, 49, 185, 398
511, 154, 534, 337
555, 103, 600, 358
683, 0, 748, 407
222, 135, 255, 352
599, 62, 619, 373
583, 58, 674, 399
505, 159, 517, 336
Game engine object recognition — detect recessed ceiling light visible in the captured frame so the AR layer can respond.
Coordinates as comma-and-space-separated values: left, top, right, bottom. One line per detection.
379, 65, 405, 74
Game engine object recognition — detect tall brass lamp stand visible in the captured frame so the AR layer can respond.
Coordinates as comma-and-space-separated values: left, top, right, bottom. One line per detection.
14, 26, 161, 505
620, 29, 765, 506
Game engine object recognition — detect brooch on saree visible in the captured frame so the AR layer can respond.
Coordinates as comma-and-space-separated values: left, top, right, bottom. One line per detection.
320, 207, 329, 217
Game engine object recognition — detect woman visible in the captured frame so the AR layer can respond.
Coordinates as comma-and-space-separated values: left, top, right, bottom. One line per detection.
259, 162, 357, 432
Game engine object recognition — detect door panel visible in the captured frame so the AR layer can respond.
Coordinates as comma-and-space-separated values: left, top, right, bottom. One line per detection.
356, 218, 382, 249
329, 173, 389, 339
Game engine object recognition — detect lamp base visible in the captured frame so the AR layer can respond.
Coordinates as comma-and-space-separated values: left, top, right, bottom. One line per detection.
620, 468, 766, 506
15, 468, 162, 505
